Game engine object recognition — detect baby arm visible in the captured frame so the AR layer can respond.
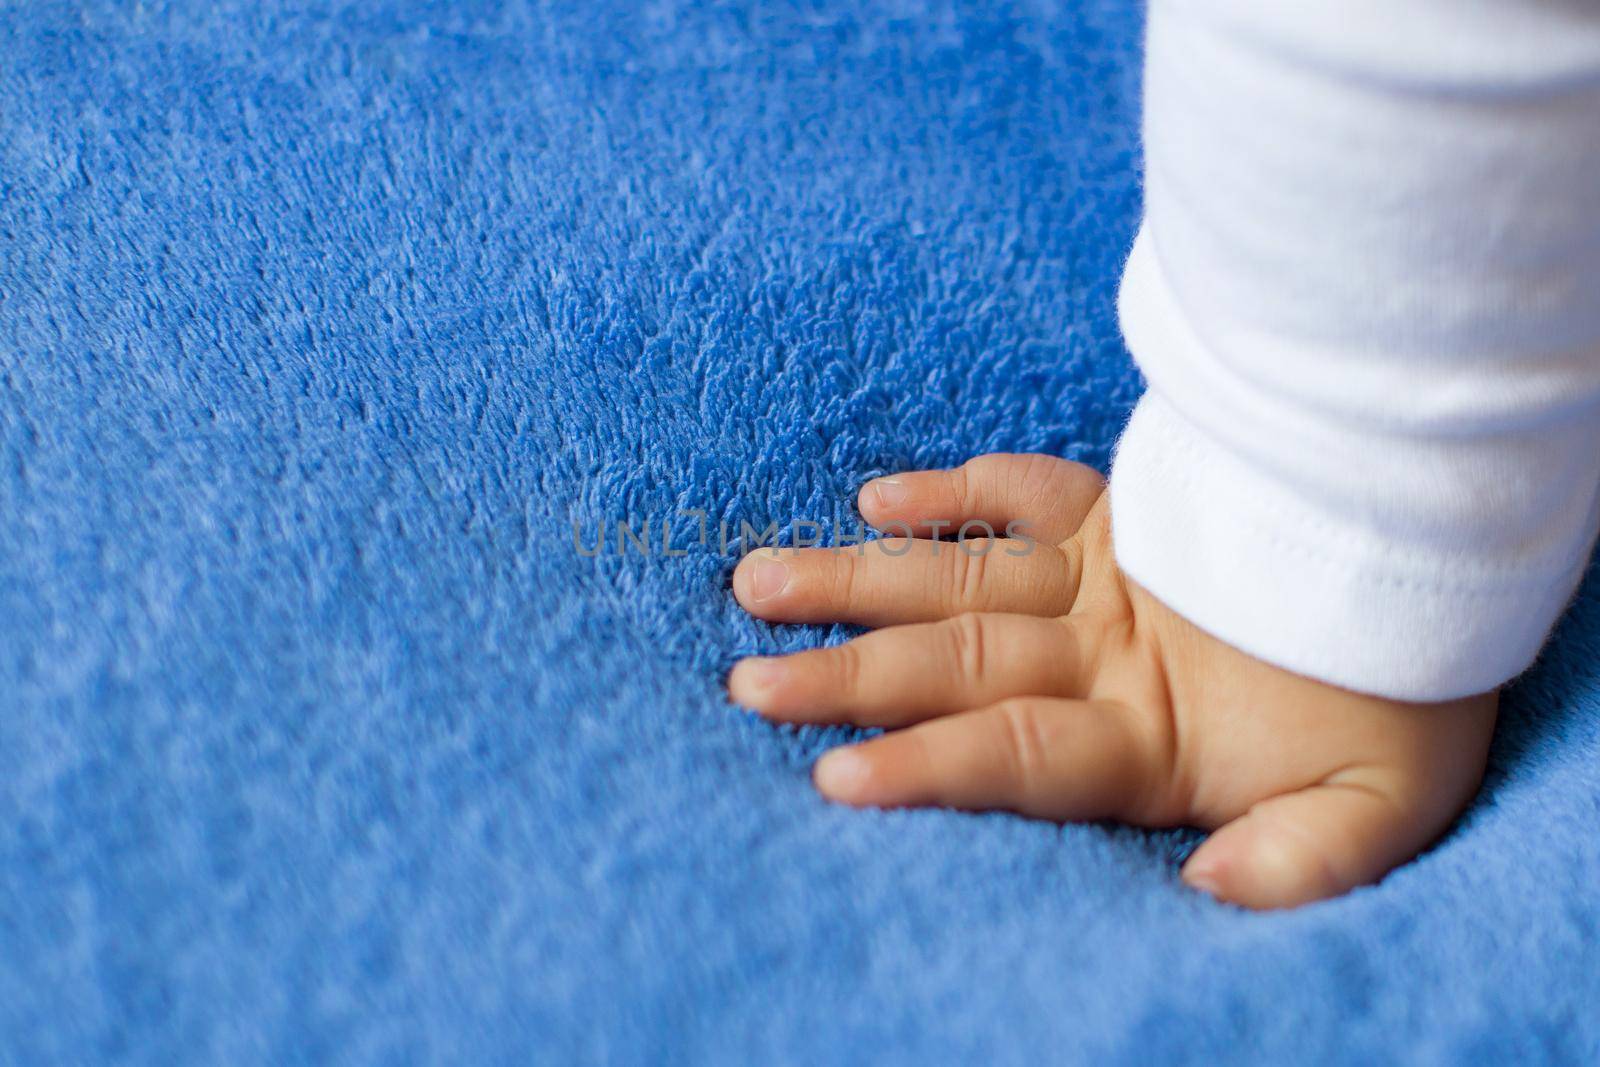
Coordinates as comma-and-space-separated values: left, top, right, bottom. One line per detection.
728, 1, 1600, 908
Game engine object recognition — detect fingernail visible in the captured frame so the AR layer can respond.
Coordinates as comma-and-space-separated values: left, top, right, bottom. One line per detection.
730, 656, 788, 702
747, 556, 790, 600
814, 747, 872, 798
869, 478, 908, 509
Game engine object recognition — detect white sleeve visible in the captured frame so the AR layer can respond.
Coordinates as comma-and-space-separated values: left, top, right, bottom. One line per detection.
1109, 0, 1600, 701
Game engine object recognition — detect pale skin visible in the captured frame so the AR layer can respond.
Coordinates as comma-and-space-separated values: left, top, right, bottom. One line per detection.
728, 453, 1497, 909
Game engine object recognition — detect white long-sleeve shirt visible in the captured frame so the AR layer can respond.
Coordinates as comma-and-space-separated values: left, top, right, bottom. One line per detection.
1109, 0, 1600, 701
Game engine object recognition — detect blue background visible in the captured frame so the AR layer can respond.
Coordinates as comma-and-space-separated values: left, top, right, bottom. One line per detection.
3, 2, 1597, 1062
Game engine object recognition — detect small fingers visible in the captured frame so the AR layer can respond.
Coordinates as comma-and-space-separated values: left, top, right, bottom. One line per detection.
811, 697, 1158, 823
1180, 773, 1453, 910
729, 613, 1096, 726
732, 538, 1078, 627
859, 453, 1104, 545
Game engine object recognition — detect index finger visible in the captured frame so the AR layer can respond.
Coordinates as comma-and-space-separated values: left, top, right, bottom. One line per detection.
858, 454, 1104, 544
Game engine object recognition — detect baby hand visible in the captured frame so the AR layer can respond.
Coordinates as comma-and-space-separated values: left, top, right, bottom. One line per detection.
728, 454, 1496, 909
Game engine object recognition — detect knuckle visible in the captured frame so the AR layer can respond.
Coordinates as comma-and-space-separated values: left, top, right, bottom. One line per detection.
1053, 454, 1105, 490
944, 541, 992, 612
1248, 808, 1346, 896
949, 460, 976, 514
825, 640, 863, 696
1017, 453, 1101, 515
996, 700, 1051, 789
830, 548, 864, 607
1014, 452, 1056, 498
945, 613, 990, 682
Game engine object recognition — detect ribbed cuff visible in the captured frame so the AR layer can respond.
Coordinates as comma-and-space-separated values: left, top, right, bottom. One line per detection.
1108, 391, 1588, 701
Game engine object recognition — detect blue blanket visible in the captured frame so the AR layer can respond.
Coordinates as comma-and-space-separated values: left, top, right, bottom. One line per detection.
4, 2, 1597, 1062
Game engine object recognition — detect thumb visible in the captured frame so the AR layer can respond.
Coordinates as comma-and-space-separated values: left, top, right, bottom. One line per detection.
1180, 775, 1459, 910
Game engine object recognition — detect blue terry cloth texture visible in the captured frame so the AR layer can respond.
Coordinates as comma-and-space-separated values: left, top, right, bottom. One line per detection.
3, 1, 1598, 1063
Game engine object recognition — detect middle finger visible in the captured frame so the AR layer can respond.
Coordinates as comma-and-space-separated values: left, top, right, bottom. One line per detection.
729, 612, 1097, 726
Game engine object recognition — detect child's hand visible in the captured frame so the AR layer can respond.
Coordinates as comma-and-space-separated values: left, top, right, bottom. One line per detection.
728, 454, 1497, 909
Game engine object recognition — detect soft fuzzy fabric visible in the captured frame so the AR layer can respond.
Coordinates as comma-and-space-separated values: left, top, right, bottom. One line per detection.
2, 2, 1597, 1063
